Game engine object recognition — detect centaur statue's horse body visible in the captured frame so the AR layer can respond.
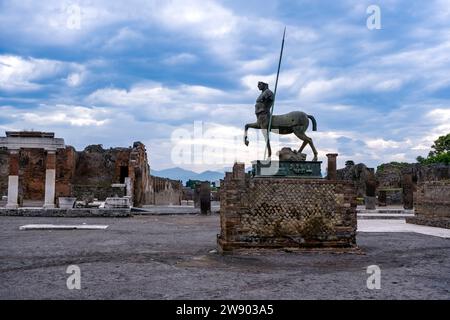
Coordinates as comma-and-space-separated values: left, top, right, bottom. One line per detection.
244, 82, 318, 161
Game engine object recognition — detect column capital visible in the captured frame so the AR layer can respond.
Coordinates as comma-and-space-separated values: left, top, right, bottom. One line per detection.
326, 153, 338, 158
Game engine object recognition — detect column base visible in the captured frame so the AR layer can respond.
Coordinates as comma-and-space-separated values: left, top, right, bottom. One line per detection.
43, 204, 55, 209
6, 204, 18, 209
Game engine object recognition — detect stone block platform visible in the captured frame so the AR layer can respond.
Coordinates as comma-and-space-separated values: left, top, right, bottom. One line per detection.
218, 163, 358, 253
0, 208, 131, 217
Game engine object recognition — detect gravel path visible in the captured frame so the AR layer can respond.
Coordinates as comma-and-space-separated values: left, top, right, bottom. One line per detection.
0, 215, 449, 299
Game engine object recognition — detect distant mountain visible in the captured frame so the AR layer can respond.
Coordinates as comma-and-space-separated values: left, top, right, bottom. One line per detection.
197, 170, 225, 182
150, 167, 224, 184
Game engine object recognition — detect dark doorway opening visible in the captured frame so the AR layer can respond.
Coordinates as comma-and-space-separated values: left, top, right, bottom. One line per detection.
120, 166, 129, 183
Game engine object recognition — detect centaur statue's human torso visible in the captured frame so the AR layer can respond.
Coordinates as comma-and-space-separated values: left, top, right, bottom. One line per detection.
244, 81, 319, 161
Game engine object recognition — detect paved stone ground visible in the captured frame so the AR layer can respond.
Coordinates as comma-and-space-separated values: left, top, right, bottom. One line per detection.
0, 215, 449, 300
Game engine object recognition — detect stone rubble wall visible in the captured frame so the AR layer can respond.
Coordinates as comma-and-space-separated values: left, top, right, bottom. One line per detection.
0, 142, 182, 208
151, 176, 182, 205
406, 180, 450, 229
218, 163, 357, 252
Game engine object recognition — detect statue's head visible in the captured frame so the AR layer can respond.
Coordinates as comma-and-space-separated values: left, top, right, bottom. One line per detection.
258, 81, 268, 90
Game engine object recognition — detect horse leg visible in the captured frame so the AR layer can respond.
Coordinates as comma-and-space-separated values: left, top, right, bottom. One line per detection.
244, 122, 260, 146
298, 140, 308, 153
262, 128, 271, 158
294, 129, 318, 161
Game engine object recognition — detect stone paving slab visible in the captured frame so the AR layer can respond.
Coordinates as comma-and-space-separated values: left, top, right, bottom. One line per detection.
0, 208, 131, 217
358, 219, 450, 238
19, 224, 109, 230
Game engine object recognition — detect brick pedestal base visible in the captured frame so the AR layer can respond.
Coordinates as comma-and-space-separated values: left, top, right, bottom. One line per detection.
218, 163, 358, 253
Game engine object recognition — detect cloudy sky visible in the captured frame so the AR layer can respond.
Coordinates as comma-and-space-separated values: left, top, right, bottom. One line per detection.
1, 0, 449, 172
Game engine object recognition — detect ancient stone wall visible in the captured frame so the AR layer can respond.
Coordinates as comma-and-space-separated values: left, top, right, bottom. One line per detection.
151, 176, 182, 205
0, 149, 8, 196
0, 140, 181, 208
18, 149, 46, 201
218, 163, 357, 252
376, 163, 450, 188
130, 142, 153, 207
336, 163, 374, 197
71, 185, 126, 202
406, 180, 450, 229
55, 146, 77, 198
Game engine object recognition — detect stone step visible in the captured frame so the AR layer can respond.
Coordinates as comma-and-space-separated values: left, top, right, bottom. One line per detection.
22, 200, 44, 208
358, 213, 414, 220
357, 209, 414, 214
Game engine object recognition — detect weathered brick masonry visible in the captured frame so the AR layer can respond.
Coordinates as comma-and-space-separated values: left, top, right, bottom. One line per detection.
218, 163, 357, 252
406, 180, 450, 229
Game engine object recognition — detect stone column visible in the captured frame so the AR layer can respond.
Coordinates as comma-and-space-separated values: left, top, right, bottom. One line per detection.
402, 174, 414, 210
200, 181, 211, 215
326, 153, 338, 180
44, 150, 56, 208
365, 173, 377, 210
6, 149, 19, 209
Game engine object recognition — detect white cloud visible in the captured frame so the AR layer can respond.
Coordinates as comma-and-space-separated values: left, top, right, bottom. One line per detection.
0, 55, 62, 91
2, 104, 110, 127
87, 82, 229, 122
0, 55, 85, 91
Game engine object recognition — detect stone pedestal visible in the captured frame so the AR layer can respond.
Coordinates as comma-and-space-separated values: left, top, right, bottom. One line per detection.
104, 197, 131, 209
6, 150, 19, 209
58, 197, 77, 209
218, 162, 357, 253
44, 151, 56, 209
364, 196, 376, 210
251, 160, 322, 178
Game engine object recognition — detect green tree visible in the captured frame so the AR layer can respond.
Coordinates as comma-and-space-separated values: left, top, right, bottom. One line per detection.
417, 133, 450, 165
428, 133, 450, 157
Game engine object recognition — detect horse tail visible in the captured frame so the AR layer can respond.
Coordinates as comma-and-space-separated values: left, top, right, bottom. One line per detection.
307, 115, 317, 131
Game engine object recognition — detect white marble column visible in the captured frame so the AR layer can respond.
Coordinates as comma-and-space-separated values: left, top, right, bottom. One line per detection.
43, 150, 56, 209
6, 149, 19, 209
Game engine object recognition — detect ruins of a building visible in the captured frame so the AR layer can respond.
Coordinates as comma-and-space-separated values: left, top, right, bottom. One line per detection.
0, 131, 182, 208
337, 161, 450, 207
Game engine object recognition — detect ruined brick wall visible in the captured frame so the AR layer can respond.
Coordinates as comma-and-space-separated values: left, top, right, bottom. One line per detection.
1, 147, 76, 200
407, 180, 450, 229
18, 149, 46, 201
151, 176, 182, 205
130, 142, 152, 207
0, 141, 163, 207
376, 163, 450, 188
0, 149, 8, 196
219, 163, 357, 252
73, 145, 118, 186
71, 143, 153, 206
337, 163, 374, 197
55, 146, 77, 198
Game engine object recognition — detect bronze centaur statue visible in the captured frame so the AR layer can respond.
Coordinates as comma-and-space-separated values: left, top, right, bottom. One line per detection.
244, 82, 318, 161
